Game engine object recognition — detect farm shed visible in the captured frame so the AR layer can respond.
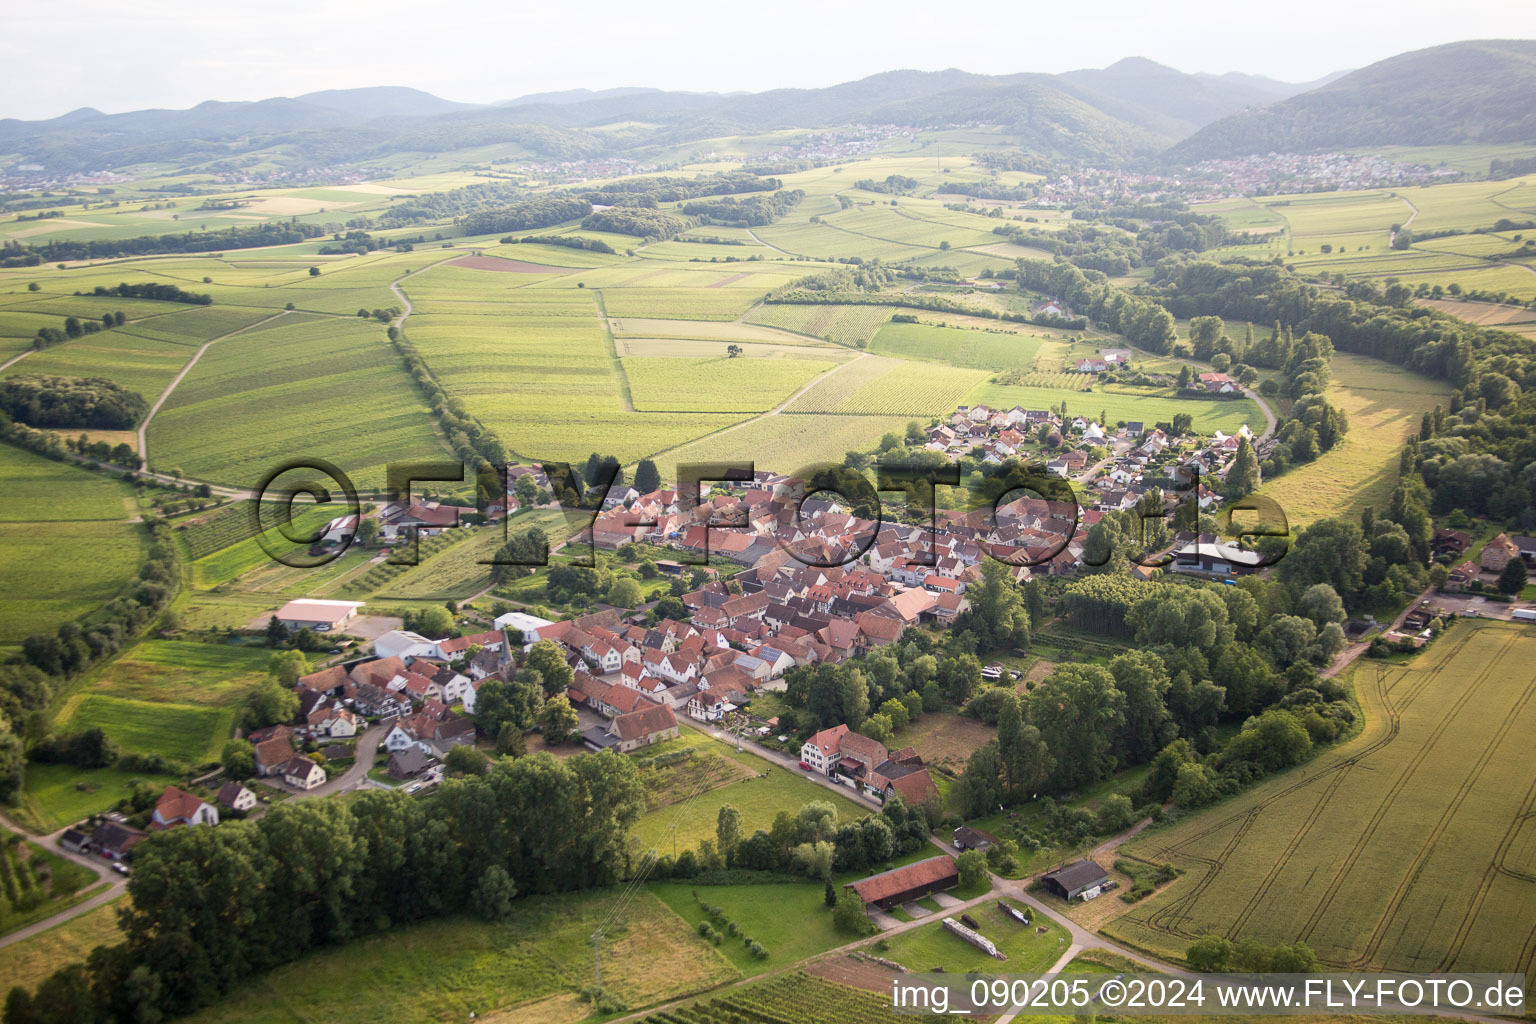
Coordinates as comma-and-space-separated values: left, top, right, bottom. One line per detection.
1041, 859, 1109, 901
846, 855, 959, 910
952, 826, 998, 851
273, 598, 364, 632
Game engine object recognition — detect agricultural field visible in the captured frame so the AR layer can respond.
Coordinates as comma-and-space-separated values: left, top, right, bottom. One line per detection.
1109, 621, 1536, 975
54, 692, 234, 767
633, 972, 953, 1024
1419, 297, 1536, 338
653, 411, 912, 482
0, 444, 145, 649
1202, 173, 1536, 301
368, 510, 572, 600
630, 730, 865, 856
868, 321, 1046, 370
180, 891, 738, 1024
149, 313, 448, 490
651, 880, 852, 972
81, 639, 274, 706
784, 355, 986, 416
745, 303, 900, 347
622, 355, 836, 413
189, 503, 348, 589
1259, 352, 1451, 524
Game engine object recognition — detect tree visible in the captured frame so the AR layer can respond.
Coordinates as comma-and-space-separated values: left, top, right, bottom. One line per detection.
245, 678, 298, 728
1224, 437, 1261, 497
952, 559, 1031, 652
607, 578, 642, 608
471, 864, 518, 922
496, 721, 526, 757
0, 728, 24, 801
726, 344, 743, 358
957, 741, 1004, 817
996, 694, 1052, 801
445, 745, 490, 775
634, 459, 661, 494
878, 697, 910, 731
356, 517, 380, 546
1187, 935, 1233, 972
221, 739, 256, 780
1172, 761, 1218, 807
832, 886, 874, 934
411, 604, 455, 638
940, 654, 982, 704
264, 614, 289, 648
1096, 793, 1135, 833
957, 849, 989, 890
1279, 519, 1367, 605
1270, 941, 1321, 972
1297, 583, 1346, 627
1027, 665, 1126, 791
525, 640, 574, 695
860, 713, 893, 746
268, 649, 308, 686
716, 804, 742, 861
1497, 557, 1528, 596
308, 266, 321, 277
513, 472, 540, 510
539, 694, 578, 744
1108, 651, 1175, 763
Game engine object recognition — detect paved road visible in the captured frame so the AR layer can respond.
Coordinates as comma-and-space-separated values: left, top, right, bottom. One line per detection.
0, 810, 126, 950
291, 725, 386, 799
0, 725, 385, 945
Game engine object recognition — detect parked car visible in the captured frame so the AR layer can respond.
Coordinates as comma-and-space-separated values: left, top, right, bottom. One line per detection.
111, 863, 129, 875
798, 760, 811, 771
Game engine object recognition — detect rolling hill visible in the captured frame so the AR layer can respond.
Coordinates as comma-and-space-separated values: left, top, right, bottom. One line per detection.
1168, 40, 1536, 160
0, 63, 1308, 176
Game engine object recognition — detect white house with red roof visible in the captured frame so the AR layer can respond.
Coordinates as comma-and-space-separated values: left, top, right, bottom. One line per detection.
150, 786, 219, 830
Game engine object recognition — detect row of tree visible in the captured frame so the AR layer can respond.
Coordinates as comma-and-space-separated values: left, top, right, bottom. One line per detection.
4, 753, 645, 1023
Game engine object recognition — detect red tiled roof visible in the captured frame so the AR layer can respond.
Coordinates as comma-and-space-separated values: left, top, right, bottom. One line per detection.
847, 855, 957, 904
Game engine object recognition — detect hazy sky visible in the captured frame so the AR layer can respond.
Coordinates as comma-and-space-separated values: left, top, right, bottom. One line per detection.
4, 0, 1535, 120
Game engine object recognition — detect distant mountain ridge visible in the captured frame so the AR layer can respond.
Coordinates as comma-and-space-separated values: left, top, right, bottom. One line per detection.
18, 52, 1498, 178
1169, 40, 1536, 160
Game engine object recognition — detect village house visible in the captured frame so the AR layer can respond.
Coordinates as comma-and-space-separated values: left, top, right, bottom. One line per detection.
282, 756, 327, 791
377, 501, 461, 542
217, 782, 257, 814
591, 702, 679, 752
1481, 533, 1520, 572
149, 786, 219, 830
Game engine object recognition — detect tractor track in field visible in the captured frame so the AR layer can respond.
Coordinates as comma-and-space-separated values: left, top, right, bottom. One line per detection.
1132, 627, 1475, 949
592, 288, 635, 413
136, 309, 290, 472
1301, 630, 1516, 959
1441, 729, 1536, 971
1349, 640, 1534, 967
